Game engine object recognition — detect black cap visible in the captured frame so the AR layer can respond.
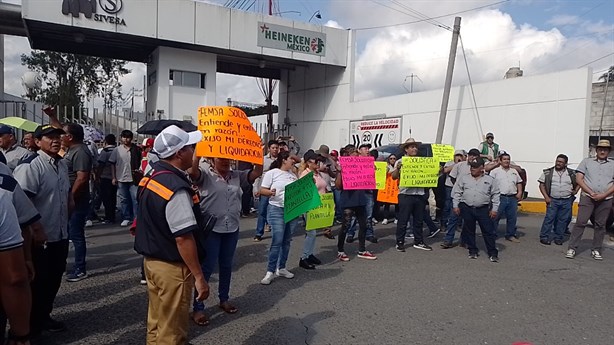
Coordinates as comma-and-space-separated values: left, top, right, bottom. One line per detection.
469, 159, 484, 168
467, 148, 481, 156
359, 143, 372, 149
34, 125, 65, 139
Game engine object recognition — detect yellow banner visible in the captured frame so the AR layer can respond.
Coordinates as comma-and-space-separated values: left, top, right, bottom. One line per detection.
399, 157, 439, 187
375, 162, 387, 190
431, 144, 455, 162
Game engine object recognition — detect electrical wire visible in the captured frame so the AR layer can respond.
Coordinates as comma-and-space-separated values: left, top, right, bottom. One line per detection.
370, 0, 450, 31
577, 52, 614, 68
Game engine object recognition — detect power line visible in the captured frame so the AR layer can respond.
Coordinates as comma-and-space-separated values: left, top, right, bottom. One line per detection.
577, 52, 614, 68
370, 0, 449, 31
389, 0, 450, 30
354, 0, 509, 31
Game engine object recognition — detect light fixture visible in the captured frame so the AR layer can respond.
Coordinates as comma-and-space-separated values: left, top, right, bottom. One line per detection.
308, 10, 321, 23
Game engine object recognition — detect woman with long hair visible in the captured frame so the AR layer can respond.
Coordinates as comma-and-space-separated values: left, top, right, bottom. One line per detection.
259, 151, 300, 285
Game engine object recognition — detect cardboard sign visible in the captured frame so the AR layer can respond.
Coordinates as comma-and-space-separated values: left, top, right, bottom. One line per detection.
305, 193, 335, 230
196, 106, 263, 165
284, 171, 322, 222
399, 157, 439, 187
375, 162, 387, 190
339, 156, 376, 190
377, 174, 399, 204
432, 144, 455, 162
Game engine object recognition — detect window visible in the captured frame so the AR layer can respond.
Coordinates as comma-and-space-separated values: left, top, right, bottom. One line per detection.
169, 70, 206, 89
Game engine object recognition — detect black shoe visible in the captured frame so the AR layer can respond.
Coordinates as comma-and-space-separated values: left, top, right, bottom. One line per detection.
44, 318, 66, 333
489, 256, 499, 263
346, 236, 355, 243
413, 243, 433, 251
554, 239, 563, 245
564, 229, 571, 235
307, 254, 322, 265
540, 239, 551, 245
366, 236, 378, 244
253, 236, 262, 242
299, 259, 315, 270
396, 244, 405, 252
440, 242, 454, 249
468, 253, 479, 259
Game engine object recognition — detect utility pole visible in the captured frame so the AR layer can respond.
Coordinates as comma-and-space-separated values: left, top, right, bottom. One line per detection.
266, 0, 274, 141
435, 17, 461, 144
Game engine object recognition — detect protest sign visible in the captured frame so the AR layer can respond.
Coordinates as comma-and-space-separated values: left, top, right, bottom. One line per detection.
339, 156, 376, 190
284, 171, 322, 222
399, 157, 439, 187
375, 162, 387, 190
377, 175, 399, 204
305, 193, 335, 230
431, 144, 455, 162
196, 106, 263, 165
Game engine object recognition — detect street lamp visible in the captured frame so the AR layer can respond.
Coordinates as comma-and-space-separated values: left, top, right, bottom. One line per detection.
308, 10, 321, 23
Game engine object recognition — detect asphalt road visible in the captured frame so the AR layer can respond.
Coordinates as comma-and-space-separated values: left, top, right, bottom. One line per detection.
36, 213, 614, 345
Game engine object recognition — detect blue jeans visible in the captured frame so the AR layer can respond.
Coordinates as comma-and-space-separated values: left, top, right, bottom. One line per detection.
255, 196, 269, 237
495, 195, 518, 238
346, 215, 374, 238
459, 203, 498, 257
118, 182, 138, 221
193, 230, 239, 311
266, 205, 299, 272
444, 186, 461, 243
301, 230, 317, 260
332, 188, 342, 221
365, 193, 375, 235
69, 199, 89, 273
539, 197, 573, 242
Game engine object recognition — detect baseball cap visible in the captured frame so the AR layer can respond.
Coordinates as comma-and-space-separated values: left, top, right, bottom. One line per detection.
330, 150, 339, 157
33, 125, 65, 139
153, 125, 202, 159
468, 148, 481, 156
359, 143, 372, 149
0, 125, 15, 135
469, 159, 484, 168
454, 149, 466, 156
485, 132, 494, 138
141, 138, 154, 148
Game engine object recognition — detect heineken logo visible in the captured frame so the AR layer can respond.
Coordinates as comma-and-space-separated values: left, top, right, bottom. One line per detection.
258, 22, 326, 57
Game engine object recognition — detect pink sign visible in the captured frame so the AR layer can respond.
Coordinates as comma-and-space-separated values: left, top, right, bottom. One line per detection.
339, 156, 376, 190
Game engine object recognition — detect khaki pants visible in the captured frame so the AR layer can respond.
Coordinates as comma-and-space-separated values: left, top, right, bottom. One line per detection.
144, 257, 194, 345
568, 194, 611, 251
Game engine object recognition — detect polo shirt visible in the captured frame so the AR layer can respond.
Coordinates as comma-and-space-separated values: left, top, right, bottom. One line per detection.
109, 144, 134, 182
490, 166, 523, 195
0, 195, 22, 252
576, 157, 614, 196
13, 151, 71, 242
1, 143, 34, 171
0, 162, 41, 228
452, 173, 500, 212
449, 161, 471, 183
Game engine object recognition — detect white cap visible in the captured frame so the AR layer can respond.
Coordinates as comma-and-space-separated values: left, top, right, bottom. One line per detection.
153, 125, 202, 159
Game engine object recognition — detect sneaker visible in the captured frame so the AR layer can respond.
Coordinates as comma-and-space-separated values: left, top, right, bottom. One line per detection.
44, 318, 66, 333
427, 229, 441, 238
540, 239, 551, 246
85, 220, 93, 227
139, 279, 147, 285
405, 233, 414, 239
372, 219, 378, 225
393, 219, 398, 224
253, 235, 262, 242
366, 236, 378, 244
591, 250, 603, 260
276, 268, 294, 279
264, 224, 271, 232
440, 242, 454, 249
261, 271, 275, 285
565, 248, 576, 259
554, 239, 563, 246
395, 244, 405, 252
66, 271, 88, 282
413, 243, 433, 251
381, 219, 389, 225
337, 252, 350, 262
489, 256, 499, 263
468, 253, 479, 259
299, 259, 316, 270
357, 251, 377, 260
307, 254, 322, 265
345, 236, 355, 243
506, 236, 520, 243
120, 220, 130, 227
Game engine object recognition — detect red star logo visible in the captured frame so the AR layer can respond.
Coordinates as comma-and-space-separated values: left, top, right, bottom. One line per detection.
260, 24, 269, 32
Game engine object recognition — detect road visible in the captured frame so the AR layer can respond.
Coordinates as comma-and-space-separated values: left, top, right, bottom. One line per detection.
38, 213, 614, 345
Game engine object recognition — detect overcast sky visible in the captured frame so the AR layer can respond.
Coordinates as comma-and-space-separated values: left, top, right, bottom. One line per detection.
3, 0, 613, 110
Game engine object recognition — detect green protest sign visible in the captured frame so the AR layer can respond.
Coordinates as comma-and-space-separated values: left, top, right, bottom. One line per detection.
284, 171, 322, 222
399, 157, 439, 187
305, 193, 335, 230
375, 161, 387, 190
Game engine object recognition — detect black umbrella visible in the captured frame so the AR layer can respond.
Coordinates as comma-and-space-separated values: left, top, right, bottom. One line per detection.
136, 120, 198, 135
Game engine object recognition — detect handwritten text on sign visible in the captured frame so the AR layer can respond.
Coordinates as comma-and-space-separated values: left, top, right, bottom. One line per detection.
431, 144, 455, 162
399, 157, 440, 187
375, 162, 387, 190
196, 106, 263, 165
284, 171, 322, 222
377, 174, 399, 204
305, 193, 335, 230
339, 156, 376, 190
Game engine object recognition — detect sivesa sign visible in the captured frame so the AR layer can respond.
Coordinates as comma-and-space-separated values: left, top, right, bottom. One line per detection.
61, 0, 127, 26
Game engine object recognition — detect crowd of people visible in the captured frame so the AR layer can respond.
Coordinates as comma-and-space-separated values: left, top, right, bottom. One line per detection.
2, 119, 614, 345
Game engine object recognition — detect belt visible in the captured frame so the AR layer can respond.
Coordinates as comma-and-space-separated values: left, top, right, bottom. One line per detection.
460, 202, 488, 209
501, 194, 517, 197
551, 196, 572, 200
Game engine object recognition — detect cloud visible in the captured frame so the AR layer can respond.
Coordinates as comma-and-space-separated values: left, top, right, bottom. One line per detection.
547, 14, 580, 26
324, 20, 344, 29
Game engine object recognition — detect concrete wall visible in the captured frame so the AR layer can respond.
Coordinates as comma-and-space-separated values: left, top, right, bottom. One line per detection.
589, 81, 614, 136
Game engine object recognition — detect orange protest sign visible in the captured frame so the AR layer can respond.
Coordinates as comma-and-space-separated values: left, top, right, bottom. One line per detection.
377, 174, 399, 204
196, 106, 264, 165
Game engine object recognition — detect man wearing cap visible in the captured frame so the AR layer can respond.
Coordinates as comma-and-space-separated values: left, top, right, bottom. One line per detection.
452, 159, 500, 262
392, 138, 432, 251
490, 152, 523, 242
252, 139, 280, 241
0, 125, 35, 171
440, 150, 466, 248
97, 134, 118, 224
478, 132, 499, 162
140, 138, 157, 176
109, 130, 142, 227
566, 139, 614, 260
13, 124, 72, 334
134, 125, 209, 344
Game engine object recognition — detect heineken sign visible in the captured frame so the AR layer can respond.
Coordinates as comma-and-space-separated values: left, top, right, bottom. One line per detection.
258, 22, 326, 57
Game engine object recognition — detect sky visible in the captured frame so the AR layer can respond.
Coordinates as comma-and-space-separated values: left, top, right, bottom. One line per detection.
2, 0, 613, 110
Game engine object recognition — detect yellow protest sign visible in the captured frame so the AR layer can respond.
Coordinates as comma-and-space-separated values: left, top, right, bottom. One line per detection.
399, 157, 439, 187
196, 106, 263, 165
305, 193, 335, 230
431, 144, 455, 162
375, 162, 387, 190
377, 175, 399, 204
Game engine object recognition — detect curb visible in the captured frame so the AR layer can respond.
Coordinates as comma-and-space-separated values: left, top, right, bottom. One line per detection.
518, 201, 579, 216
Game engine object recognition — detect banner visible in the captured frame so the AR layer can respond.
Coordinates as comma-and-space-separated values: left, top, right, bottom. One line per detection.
374, 162, 387, 190
305, 193, 335, 230
339, 156, 376, 190
431, 144, 455, 162
284, 171, 322, 222
377, 175, 399, 204
399, 157, 439, 187
196, 106, 263, 165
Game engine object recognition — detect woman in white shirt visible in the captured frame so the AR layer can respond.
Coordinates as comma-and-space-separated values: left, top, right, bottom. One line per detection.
259, 151, 300, 285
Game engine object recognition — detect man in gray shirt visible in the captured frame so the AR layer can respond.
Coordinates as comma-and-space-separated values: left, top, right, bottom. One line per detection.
252, 139, 279, 241
452, 159, 500, 262
109, 130, 141, 227
566, 140, 614, 260
0, 125, 34, 171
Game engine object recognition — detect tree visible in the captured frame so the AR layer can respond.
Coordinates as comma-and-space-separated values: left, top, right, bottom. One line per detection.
21, 51, 129, 120
599, 66, 614, 82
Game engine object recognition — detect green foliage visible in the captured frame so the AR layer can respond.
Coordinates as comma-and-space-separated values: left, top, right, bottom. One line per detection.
239, 104, 279, 117
599, 66, 614, 82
